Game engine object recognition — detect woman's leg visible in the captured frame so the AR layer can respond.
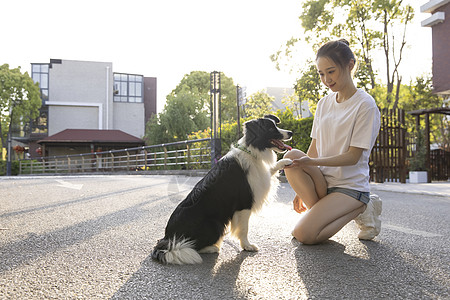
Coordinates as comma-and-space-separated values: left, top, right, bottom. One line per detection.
283, 149, 327, 209
292, 192, 366, 244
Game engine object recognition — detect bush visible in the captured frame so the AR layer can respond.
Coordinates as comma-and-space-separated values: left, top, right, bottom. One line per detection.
276, 108, 313, 153
188, 111, 314, 160
0, 160, 20, 176
408, 130, 427, 171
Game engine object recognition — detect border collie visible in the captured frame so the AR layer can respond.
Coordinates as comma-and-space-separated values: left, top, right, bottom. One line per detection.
152, 115, 293, 265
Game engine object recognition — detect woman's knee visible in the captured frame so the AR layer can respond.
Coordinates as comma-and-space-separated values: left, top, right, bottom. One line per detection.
284, 149, 307, 160
292, 226, 319, 245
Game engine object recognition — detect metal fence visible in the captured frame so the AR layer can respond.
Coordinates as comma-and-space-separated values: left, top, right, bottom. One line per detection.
19, 138, 212, 175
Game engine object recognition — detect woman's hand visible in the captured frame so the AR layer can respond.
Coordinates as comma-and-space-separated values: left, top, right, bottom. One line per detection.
293, 195, 307, 213
284, 156, 314, 169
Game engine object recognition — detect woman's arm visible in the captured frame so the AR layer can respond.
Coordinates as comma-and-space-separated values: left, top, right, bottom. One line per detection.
287, 145, 364, 168
306, 139, 319, 158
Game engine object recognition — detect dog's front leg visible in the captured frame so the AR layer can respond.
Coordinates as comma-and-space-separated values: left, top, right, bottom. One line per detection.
230, 209, 258, 251
270, 158, 293, 176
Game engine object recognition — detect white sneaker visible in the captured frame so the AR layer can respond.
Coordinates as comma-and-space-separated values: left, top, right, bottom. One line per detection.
354, 194, 382, 240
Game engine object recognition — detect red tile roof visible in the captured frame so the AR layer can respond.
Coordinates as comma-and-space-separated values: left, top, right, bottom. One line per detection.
38, 129, 144, 144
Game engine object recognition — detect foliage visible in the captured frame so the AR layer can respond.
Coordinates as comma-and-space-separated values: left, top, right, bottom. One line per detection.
144, 114, 167, 145
407, 129, 427, 171
243, 90, 274, 118
403, 76, 448, 148
0, 64, 41, 149
163, 87, 210, 139
372, 75, 448, 148
272, 0, 414, 108
0, 160, 19, 175
187, 127, 211, 141
188, 121, 240, 155
144, 71, 238, 145
276, 108, 314, 153
188, 111, 314, 159
220, 121, 242, 153
293, 63, 327, 115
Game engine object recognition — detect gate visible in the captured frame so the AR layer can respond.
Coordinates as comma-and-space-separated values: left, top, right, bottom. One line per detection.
370, 108, 407, 183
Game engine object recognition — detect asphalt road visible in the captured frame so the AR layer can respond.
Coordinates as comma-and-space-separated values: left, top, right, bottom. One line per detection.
0, 175, 449, 299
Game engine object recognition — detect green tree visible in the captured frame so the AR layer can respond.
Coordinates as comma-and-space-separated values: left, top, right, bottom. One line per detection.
0, 64, 41, 147
144, 71, 238, 144
403, 75, 449, 148
293, 63, 328, 115
170, 71, 238, 122
144, 113, 166, 145
243, 90, 274, 118
373, 0, 414, 108
162, 86, 210, 140
272, 0, 414, 108
0, 64, 41, 174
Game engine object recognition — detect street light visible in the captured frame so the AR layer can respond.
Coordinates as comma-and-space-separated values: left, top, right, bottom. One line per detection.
236, 85, 246, 138
210, 71, 221, 165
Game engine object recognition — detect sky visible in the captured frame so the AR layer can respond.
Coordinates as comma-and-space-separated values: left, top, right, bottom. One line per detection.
1, 0, 433, 113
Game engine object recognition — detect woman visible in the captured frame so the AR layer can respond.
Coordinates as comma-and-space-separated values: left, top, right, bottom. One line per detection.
284, 39, 381, 245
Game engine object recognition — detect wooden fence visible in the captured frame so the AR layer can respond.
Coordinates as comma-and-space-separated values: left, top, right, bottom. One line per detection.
430, 148, 450, 181
370, 108, 449, 182
370, 108, 407, 183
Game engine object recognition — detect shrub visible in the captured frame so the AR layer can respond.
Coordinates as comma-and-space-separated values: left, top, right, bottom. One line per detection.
0, 160, 20, 176
276, 108, 313, 153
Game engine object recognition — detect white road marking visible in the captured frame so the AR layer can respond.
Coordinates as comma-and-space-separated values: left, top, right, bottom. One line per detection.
55, 179, 83, 190
383, 224, 442, 237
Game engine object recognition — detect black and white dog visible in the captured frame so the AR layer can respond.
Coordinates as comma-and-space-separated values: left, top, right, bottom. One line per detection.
152, 115, 293, 264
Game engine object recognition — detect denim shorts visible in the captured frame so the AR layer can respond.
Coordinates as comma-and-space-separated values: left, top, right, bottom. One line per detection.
327, 187, 370, 204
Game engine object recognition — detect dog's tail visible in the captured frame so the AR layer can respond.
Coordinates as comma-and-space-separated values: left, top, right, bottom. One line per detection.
151, 237, 202, 265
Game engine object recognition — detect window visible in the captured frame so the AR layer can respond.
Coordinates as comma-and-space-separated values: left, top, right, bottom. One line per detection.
113, 73, 143, 103
31, 64, 49, 103
30, 63, 49, 134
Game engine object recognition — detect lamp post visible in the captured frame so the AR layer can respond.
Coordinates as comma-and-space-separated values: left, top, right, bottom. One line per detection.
6, 105, 14, 176
210, 71, 221, 165
6, 133, 12, 176
236, 85, 246, 139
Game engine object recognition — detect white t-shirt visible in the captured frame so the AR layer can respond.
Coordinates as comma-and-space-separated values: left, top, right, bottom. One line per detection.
311, 88, 380, 192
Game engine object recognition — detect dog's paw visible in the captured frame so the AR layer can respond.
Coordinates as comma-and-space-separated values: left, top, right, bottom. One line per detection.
276, 158, 293, 168
241, 243, 259, 252
198, 245, 220, 253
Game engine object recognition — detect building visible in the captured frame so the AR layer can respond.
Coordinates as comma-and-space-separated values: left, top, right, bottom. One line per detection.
21, 59, 156, 158
421, 0, 450, 95
37, 129, 145, 157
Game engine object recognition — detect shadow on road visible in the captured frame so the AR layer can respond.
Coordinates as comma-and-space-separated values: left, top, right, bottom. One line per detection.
293, 238, 449, 299
111, 240, 257, 299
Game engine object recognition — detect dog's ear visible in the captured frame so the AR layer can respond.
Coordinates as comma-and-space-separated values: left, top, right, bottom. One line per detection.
264, 114, 280, 124
243, 119, 258, 145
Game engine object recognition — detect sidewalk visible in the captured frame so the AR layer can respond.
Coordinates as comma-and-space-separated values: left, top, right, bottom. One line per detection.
370, 181, 450, 198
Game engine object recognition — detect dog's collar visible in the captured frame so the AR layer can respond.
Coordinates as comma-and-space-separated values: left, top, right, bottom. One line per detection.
233, 143, 256, 159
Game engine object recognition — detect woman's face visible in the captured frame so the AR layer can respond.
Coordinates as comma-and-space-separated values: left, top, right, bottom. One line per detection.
316, 56, 352, 92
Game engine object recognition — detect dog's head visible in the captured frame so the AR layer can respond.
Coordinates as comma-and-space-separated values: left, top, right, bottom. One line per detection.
243, 114, 293, 153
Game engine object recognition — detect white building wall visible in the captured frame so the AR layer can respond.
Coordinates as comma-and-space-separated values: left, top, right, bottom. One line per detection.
46, 59, 145, 138
51, 106, 99, 131
47, 60, 114, 135
113, 102, 145, 138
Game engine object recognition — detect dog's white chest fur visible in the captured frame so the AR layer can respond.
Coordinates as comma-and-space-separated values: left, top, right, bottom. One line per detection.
226, 147, 282, 212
